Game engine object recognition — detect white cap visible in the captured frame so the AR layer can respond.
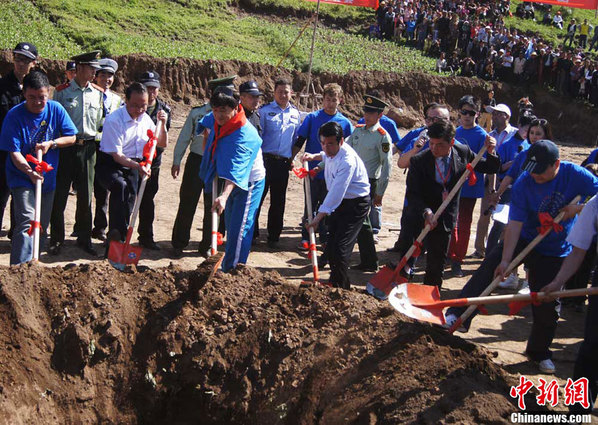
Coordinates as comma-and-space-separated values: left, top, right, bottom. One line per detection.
485, 103, 511, 116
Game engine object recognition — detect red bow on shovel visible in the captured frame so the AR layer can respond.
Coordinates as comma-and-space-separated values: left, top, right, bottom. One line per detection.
293, 167, 318, 179
139, 137, 157, 168
537, 212, 563, 235
466, 163, 477, 186
25, 154, 53, 173
26, 220, 42, 236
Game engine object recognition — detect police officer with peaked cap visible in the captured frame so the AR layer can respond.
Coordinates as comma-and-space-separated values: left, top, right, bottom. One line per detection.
50, 50, 104, 256
91, 58, 123, 242
170, 75, 235, 257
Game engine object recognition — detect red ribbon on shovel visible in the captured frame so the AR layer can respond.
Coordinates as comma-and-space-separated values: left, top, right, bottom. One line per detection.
25, 154, 53, 173
27, 220, 42, 236
139, 134, 157, 168
537, 212, 563, 235
508, 292, 542, 315
293, 167, 318, 179
466, 163, 477, 186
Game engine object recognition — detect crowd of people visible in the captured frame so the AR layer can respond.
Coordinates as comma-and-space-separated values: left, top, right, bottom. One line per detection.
374, 0, 598, 105
1, 41, 597, 412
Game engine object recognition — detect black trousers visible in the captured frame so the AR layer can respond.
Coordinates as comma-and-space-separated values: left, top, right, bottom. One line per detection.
171, 152, 208, 250
356, 179, 378, 267
93, 143, 109, 234
396, 210, 451, 287
255, 154, 290, 242
446, 240, 562, 361
137, 164, 160, 243
564, 241, 596, 305
50, 141, 96, 245
570, 274, 598, 415
325, 195, 369, 289
95, 152, 139, 240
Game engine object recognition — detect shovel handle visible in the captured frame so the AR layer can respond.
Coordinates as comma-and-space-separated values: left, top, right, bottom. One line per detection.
32, 150, 43, 261
449, 194, 582, 333
303, 161, 319, 282
392, 145, 488, 279
417, 286, 598, 309
211, 177, 219, 256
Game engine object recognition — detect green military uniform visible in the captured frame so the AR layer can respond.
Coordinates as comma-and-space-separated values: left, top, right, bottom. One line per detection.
349, 94, 393, 270
50, 51, 103, 255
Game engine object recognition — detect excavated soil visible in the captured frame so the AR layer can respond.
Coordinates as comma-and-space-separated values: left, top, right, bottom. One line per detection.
1, 51, 597, 145
0, 261, 517, 425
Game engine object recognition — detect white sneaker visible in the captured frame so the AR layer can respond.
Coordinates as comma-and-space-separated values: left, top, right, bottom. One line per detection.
539, 359, 556, 374
498, 272, 519, 289
518, 280, 530, 295
373, 234, 379, 244
443, 313, 467, 333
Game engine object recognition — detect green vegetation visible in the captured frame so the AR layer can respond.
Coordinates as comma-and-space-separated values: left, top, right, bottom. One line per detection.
242, 0, 372, 24
0, 0, 435, 74
505, 0, 598, 47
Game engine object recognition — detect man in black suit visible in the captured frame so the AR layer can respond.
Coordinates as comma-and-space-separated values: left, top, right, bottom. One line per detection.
394, 120, 500, 287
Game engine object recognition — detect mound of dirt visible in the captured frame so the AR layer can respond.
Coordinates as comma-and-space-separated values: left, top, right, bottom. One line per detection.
0, 261, 516, 424
0, 51, 595, 146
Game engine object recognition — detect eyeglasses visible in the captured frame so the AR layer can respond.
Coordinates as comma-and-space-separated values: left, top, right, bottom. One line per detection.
459, 109, 477, 116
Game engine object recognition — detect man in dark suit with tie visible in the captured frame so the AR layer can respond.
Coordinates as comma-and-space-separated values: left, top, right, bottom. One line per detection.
394, 120, 500, 287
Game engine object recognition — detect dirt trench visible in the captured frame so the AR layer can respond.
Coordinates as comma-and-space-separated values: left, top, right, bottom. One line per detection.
1, 51, 595, 146
0, 262, 520, 424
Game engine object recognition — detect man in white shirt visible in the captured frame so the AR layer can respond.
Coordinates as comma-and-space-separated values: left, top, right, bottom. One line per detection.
96, 82, 167, 243
303, 121, 370, 289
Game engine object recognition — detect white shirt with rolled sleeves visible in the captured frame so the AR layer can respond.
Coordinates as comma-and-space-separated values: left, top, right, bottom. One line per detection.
566, 194, 598, 251
100, 106, 156, 159
318, 143, 370, 215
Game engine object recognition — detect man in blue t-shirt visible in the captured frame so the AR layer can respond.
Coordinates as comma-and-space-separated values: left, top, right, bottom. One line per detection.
0, 70, 77, 265
290, 83, 353, 250
447, 95, 490, 277
445, 140, 598, 374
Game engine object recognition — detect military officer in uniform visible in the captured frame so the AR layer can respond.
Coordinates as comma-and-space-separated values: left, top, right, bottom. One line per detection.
240, 80, 263, 134
91, 58, 122, 241
137, 70, 171, 250
170, 76, 233, 257
50, 50, 104, 256
347, 94, 393, 271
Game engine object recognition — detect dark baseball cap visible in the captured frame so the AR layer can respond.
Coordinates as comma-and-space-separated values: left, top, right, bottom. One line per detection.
66, 61, 76, 71
140, 70, 160, 88
239, 80, 263, 96
522, 140, 560, 174
13, 42, 38, 60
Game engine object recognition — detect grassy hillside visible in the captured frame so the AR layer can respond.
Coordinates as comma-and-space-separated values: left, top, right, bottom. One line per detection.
505, 0, 598, 47
1, 0, 433, 74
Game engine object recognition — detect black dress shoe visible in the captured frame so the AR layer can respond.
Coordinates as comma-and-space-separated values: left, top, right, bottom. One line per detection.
140, 239, 161, 250
386, 246, 401, 253
48, 242, 62, 256
91, 228, 107, 242
351, 263, 378, 272
172, 247, 183, 258
77, 241, 98, 256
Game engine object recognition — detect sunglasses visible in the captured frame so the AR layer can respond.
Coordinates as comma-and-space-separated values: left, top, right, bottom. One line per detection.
459, 109, 477, 116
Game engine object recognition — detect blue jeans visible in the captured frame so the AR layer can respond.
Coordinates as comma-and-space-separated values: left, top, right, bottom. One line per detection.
222, 179, 265, 272
11, 186, 54, 265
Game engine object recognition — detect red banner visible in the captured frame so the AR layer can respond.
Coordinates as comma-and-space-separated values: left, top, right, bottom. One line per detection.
305, 0, 379, 9
529, 0, 597, 10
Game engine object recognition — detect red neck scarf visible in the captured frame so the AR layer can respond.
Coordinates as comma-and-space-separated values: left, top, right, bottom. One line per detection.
211, 104, 247, 161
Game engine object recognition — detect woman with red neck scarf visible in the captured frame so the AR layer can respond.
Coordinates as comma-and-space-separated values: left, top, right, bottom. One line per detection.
199, 87, 265, 272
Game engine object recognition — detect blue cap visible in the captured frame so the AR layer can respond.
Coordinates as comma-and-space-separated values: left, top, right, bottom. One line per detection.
522, 140, 559, 174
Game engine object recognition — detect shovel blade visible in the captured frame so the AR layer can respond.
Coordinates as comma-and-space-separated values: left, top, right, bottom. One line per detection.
367, 265, 398, 296
388, 284, 446, 325
108, 240, 143, 270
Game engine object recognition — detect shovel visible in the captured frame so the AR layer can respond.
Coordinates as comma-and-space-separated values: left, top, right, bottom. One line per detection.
108, 123, 162, 270
446, 195, 582, 333
367, 144, 489, 299
209, 177, 225, 271
389, 282, 598, 325
299, 160, 321, 287
28, 150, 53, 261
